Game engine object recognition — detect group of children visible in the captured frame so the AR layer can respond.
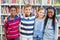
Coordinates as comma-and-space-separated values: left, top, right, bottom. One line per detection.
4, 4, 58, 40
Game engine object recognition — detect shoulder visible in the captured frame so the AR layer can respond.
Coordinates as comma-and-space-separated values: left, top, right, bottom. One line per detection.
17, 13, 22, 17
7, 16, 10, 21
55, 18, 58, 23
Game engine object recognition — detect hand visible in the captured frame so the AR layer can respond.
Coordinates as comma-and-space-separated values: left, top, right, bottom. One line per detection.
4, 17, 8, 23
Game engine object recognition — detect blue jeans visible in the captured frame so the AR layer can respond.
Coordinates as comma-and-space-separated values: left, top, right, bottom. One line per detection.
33, 36, 42, 40
7, 38, 20, 40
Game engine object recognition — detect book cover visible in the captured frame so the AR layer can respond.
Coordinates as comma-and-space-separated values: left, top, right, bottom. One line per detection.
5, 6, 9, 14
36, 0, 41, 5
33, 0, 36, 4
42, 0, 52, 5
6, 0, 8, 3
8, 0, 12, 4
24, 0, 28, 4
2, 0, 6, 3
0, 0, 1, 4
12, 0, 16, 3
30, 0, 33, 4
16, 0, 19, 4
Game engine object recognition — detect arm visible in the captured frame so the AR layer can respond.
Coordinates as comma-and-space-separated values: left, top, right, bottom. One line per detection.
55, 20, 58, 40
4, 17, 8, 24
17, 13, 22, 18
4, 21, 8, 38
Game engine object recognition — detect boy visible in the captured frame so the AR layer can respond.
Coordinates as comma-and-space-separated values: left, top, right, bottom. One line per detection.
4, 6, 20, 40
18, 4, 36, 40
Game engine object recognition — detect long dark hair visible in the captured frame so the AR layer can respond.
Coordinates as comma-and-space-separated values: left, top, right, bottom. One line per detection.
44, 7, 56, 28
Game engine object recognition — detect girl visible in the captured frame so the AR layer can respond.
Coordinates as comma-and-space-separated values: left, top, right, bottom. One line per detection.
34, 7, 45, 40
43, 7, 58, 40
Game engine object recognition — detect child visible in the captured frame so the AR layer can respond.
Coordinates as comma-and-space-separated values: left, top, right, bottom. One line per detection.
43, 7, 58, 40
18, 4, 36, 40
4, 6, 20, 40
4, 4, 36, 40
33, 7, 45, 40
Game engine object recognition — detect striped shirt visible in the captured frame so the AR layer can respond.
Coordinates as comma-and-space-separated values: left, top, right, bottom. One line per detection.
4, 15, 20, 39
18, 14, 36, 37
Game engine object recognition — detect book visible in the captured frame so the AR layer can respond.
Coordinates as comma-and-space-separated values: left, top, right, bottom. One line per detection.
56, 9, 60, 15
21, 0, 42, 5
1, 6, 6, 14
30, 0, 33, 4
1, 6, 9, 14
16, 0, 19, 4
2, 0, 6, 3
36, 0, 41, 5
1, 15, 8, 24
33, 0, 36, 4
42, 0, 52, 5
23, 0, 28, 4
12, 0, 16, 3
6, 0, 8, 3
8, 0, 12, 4
5, 6, 9, 14
2, 0, 20, 4
1, 5, 20, 14
0, 0, 1, 4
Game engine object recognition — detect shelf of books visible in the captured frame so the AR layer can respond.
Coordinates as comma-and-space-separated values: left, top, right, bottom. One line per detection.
0, 0, 60, 40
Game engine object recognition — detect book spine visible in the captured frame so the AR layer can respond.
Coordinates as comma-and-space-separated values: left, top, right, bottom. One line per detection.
6, 6, 9, 14
12, 0, 16, 3
8, 0, 12, 4
16, 0, 19, 4
0, 0, 1, 4
2, 0, 6, 3
6, 0, 8, 3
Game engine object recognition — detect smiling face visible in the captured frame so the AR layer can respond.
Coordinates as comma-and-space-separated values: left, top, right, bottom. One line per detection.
38, 10, 44, 18
47, 9, 54, 18
10, 7, 17, 16
24, 6, 32, 16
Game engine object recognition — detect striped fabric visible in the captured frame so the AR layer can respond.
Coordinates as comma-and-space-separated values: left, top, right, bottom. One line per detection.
18, 14, 36, 37
4, 15, 20, 39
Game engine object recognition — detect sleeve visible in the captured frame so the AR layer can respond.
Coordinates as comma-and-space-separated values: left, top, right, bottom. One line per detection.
4, 22, 8, 28
55, 20, 58, 40
17, 13, 21, 18
4, 22, 8, 34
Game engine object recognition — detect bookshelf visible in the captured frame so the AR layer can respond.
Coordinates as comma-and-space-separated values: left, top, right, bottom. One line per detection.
0, 0, 60, 40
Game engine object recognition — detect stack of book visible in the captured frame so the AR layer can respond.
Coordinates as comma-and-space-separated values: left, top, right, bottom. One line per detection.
42, 0, 52, 5
2, 0, 20, 4
21, 0, 41, 5
1, 6, 9, 14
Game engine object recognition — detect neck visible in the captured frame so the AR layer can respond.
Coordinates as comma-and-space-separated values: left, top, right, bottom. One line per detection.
37, 17, 43, 20
10, 15, 15, 18
49, 17, 52, 19
25, 13, 30, 17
